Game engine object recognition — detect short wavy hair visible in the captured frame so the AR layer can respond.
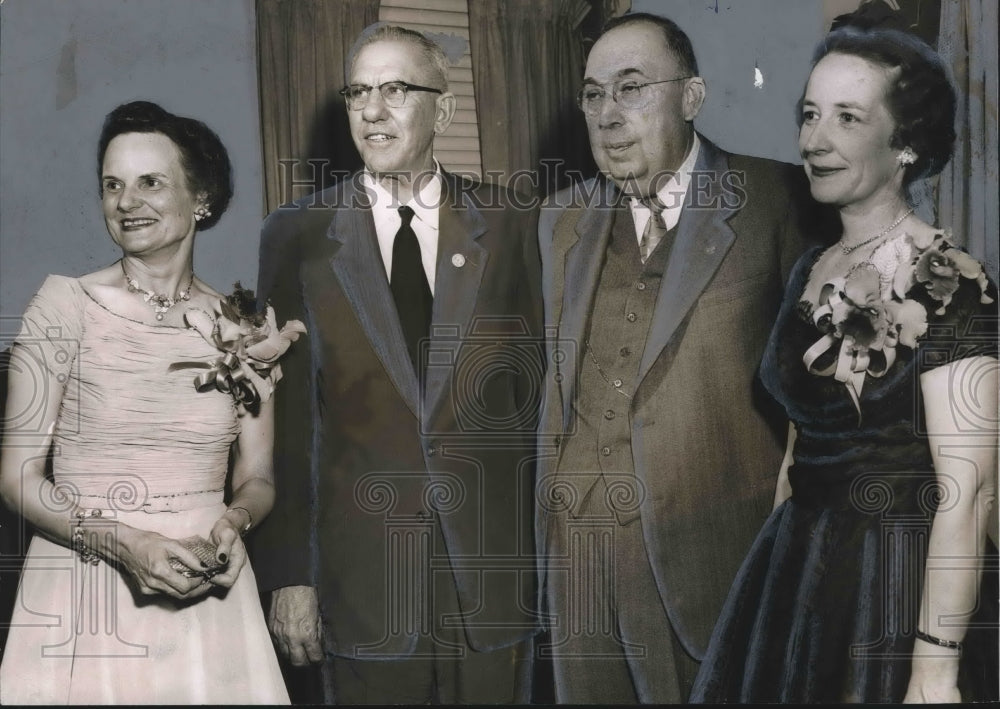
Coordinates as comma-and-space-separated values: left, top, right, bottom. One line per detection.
799, 25, 956, 185
601, 12, 699, 77
347, 23, 450, 91
97, 101, 233, 230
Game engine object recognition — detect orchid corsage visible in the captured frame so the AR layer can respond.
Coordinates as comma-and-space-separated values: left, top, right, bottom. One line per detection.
803, 231, 993, 421
171, 283, 306, 412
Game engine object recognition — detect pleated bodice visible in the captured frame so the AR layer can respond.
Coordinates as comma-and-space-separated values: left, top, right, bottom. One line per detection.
19, 275, 240, 508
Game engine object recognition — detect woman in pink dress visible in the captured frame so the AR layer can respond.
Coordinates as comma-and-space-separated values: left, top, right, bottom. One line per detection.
0, 101, 296, 704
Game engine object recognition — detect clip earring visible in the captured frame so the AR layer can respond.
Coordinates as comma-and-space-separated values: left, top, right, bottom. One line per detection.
194, 206, 212, 222
897, 148, 917, 166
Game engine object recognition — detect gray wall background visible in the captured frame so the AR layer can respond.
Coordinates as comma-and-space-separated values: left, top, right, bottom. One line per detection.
633, 0, 823, 165
3, 0, 832, 324
0, 0, 262, 327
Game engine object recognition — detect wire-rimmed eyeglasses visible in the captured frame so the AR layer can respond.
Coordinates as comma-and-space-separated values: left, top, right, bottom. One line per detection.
339, 81, 443, 110
577, 77, 692, 115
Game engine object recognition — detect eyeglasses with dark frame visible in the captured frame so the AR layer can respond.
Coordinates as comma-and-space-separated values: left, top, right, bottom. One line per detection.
577, 77, 692, 115
339, 81, 443, 110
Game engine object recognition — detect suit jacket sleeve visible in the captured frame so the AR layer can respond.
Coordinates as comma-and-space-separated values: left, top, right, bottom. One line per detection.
250, 205, 318, 592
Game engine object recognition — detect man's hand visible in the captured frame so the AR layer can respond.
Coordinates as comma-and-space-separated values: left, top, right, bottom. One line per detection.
269, 585, 324, 666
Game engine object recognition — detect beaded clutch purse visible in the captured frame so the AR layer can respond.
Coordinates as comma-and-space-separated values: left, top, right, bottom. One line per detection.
169, 536, 228, 579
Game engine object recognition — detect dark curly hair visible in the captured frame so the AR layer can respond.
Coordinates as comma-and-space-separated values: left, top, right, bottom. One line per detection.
798, 25, 956, 186
97, 101, 233, 230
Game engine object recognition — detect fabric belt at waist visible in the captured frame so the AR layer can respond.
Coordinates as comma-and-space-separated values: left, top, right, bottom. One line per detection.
67, 487, 225, 513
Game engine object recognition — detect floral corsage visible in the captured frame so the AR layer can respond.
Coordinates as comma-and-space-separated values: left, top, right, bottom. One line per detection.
170, 283, 306, 412
803, 231, 993, 420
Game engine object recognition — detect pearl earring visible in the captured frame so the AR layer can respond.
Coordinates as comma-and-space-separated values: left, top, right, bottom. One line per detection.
897, 148, 917, 166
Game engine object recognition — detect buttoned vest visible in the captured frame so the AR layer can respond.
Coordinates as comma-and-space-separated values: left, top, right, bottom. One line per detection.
557, 204, 677, 525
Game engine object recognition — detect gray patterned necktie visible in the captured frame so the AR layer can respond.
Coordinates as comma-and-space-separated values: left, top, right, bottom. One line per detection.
639, 195, 668, 263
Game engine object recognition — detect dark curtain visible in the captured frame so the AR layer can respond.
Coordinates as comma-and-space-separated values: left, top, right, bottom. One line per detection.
256, 0, 380, 214
468, 0, 594, 197
937, 0, 999, 283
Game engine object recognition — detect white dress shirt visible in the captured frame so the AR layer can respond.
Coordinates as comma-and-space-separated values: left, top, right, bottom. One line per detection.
628, 132, 701, 242
361, 165, 442, 295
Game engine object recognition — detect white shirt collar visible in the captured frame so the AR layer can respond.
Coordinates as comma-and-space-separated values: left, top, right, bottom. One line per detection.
361, 161, 443, 294
629, 132, 701, 236
360, 161, 443, 227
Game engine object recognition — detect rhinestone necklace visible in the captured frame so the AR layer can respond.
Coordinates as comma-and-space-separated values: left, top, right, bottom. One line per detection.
121, 260, 194, 320
840, 208, 913, 255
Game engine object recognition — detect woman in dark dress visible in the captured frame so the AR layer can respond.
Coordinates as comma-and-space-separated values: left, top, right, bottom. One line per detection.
690, 26, 998, 704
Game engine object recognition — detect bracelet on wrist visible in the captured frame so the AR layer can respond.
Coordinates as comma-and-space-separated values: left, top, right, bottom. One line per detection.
226, 506, 253, 536
72, 508, 103, 565
915, 628, 963, 652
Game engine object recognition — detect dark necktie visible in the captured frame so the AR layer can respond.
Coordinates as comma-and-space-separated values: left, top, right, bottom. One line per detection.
390, 205, 433, 372
639, 195, 668, 263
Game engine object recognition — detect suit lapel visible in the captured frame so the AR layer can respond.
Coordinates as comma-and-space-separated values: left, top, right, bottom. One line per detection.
555, 178, 618, 429
637, 138, 739, 383
422, 173, 489, 422
327, 178, 421, 417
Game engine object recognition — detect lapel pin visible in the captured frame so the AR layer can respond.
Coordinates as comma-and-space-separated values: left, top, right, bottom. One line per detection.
451, 253, 466, 267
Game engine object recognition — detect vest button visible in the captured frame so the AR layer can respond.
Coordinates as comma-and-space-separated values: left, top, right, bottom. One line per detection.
604, 409, 615, 420
600, 446, 611, 456
619, 347, 631, 357
626, 312, 637, 322
635, 281, 646, 291
612, 378, 623, 388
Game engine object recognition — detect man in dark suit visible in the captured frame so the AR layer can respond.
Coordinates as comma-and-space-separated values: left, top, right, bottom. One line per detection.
252, 23, 542, 705
535, 13, 814, 703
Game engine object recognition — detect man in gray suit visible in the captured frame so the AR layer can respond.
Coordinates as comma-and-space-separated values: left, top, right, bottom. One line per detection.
253, 24, 542, 704
535, 13, 813, 703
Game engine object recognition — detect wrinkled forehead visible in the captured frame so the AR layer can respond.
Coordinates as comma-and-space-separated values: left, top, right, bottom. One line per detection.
349, 39, 430, 85
584, 24, 680, 84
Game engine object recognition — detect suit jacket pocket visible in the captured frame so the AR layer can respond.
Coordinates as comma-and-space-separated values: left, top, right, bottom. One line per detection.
696, 271, 775, 309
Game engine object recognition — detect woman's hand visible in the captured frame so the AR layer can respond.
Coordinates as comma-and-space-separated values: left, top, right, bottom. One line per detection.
903, 639, 961, 703
207, 513, 248, 588
112, 525, 216, 600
